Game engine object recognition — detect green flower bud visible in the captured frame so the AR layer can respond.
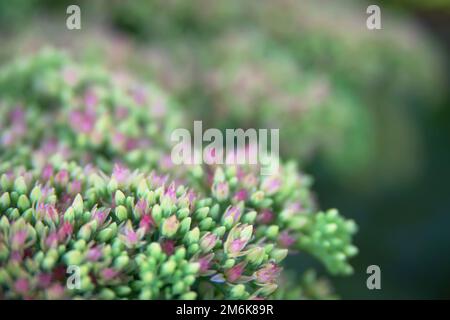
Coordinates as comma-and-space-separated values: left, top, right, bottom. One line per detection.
176, 208, 190, 220
99, 288, 116, 299
161, 260, 176, 276
151, 204, 162, 223
64, 250, 83, 265
246, 246, 265, 265
195, 207, 210, 220
30, 186, 41, 203
179, 217, 192, 235
115, 190, 126, 206
72, 194, 84, 215
270, 248, 288, 263
0, 174, 12, 190
180, 291, 197, 300
97, 226, 115, 242
242, 210, 257, 224
161, 215, 179, 238
265, 225, 279, 239
0, 193, 11, 211
137, 179, 148, 198
17, 194, 31, 212
114, 255, 130, 269
22, 208, 34, 222
184, 227, 200, 245
107, 178, 118, 194
199, 232, 217, 252
9, 208, 20, 220
78, 223, 94, 241
199, 217, 213, 231
188, 243, 199, 255
14, 177, 28, 194
116, 285, 132, 296
258, 283, 278, 297
141, 271, 154, 284
73, 239, 87, 251
184, 275, 196, 286
172, 282, 185, 295
147, 242, 162, 258
230, 284, 247, 299
184, 262, 200, 275
223, 259, 235, 269
212, 226, 226, 238
115, 205, 128, 222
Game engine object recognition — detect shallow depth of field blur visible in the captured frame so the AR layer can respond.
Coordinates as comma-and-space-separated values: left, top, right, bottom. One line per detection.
0, 0, 449, 298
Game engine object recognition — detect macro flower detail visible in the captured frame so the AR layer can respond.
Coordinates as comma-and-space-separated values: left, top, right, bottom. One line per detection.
0, 50, 358, 300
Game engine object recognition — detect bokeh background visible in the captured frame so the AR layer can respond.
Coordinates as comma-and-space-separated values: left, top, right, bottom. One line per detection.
0, 0, 449, 298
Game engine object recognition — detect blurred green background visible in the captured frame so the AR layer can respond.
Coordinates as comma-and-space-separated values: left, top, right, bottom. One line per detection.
0, 0, 449, 298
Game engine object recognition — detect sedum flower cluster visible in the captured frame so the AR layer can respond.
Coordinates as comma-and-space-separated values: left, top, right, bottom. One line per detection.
0, 49, 180, 173
0, 162, 287, 299
0, 51, 357, 299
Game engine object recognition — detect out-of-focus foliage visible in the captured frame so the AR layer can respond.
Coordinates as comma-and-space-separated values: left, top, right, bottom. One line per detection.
0, 0, 445, 190
0, 50, 180, 173
104, 0, 446, 188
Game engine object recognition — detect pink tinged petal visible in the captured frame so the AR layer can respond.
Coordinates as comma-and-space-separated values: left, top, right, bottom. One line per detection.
84, 90, 98, 109
125, 137, 139, 151
133, 87, 147, 105
69, 180, 82, 195
161, 240, 175, 256
112, 163, 129, 184
14, 278, 30, 295
226, 262, 246, 283
41, 164, 54, 181
11, 230, 28, 248
37, 273, 52, 288
93, 208, 110, 226
45, 232, 59, 248
258, 209, 274, 224
229, 239, 247, 254
139, 214, 155, 233
101, 268, 119, 281
224, 206, 242, 224
87, 247, 102, 262
234, 189, 248, 202
261, 176, 282, 195
57, 222, 73, 241
10, 251, 22, 262
159, 155, 174, 170
115, 107, 128, 120
279, 231, 296, 248
255, 262, 281, 284
62, 68, 78, 86
47, 283, 65, 299
152, 98, 167, 117
126, 230, 138, 245
165, 183, 177, 201
55, 170, 69, 186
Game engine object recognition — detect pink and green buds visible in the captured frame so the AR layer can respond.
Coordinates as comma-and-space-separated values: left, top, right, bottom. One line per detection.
222, 203, 244, 228
161, 215, 180, 238
199, 232, 218, 252
254, 262, 282, 284
224, 224, 253, 257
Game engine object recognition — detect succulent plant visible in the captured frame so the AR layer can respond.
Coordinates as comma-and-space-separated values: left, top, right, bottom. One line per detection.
0, 161, 288, 299
0, 50, 357, 299
0, 49, 181, 173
